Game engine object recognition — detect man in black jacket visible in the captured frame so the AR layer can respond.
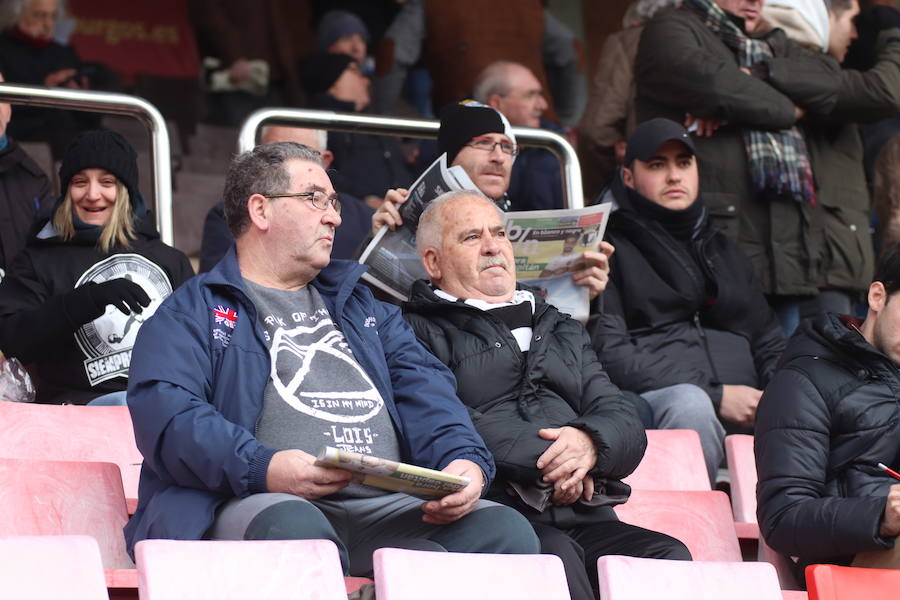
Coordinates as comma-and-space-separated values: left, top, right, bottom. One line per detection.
403, 190, 690, 600
593, 118, 785, 483
756, 245, 900, 582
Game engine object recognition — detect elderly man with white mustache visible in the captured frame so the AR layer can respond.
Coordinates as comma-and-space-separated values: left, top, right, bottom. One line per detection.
401, 190, 691, 600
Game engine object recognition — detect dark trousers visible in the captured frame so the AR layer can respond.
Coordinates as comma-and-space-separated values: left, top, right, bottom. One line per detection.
531, 520, 691, 600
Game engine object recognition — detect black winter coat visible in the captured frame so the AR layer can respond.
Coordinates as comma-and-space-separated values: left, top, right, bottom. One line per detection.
403, 281, 646, 527
592, 179, 785, 409
0, 139, 53, 273
0, 215, 193, 404
755, 313, 900, 572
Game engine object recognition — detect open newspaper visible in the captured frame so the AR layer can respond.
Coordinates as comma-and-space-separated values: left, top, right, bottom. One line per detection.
316, 446, 469, 498
505, 203, 612, 323
359, 153, 476, 301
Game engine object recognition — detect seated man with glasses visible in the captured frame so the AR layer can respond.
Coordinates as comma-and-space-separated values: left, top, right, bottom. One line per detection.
372, 100, 613, 301
124, 141, 540, 574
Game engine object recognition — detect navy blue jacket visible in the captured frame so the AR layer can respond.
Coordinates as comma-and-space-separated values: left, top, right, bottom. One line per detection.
124, 247, 494, 554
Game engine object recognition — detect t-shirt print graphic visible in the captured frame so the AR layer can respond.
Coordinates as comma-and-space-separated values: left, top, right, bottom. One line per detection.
270, 319, 385, 423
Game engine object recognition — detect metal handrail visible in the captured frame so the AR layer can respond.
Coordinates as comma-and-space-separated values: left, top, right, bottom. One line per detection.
238, 107, 584, 209
0, 83, 173, 245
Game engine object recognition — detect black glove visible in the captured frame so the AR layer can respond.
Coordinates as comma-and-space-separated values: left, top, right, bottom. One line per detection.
87, 278, 151, 316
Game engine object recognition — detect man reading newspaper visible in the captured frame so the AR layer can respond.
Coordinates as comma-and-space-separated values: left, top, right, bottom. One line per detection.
124, 142, 539, 575
372, 100, 613, 301
402, 190, 691, 600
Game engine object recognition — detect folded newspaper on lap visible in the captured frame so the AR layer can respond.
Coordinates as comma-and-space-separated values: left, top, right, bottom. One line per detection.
359, 153, 476, 301
315, 446, 470, 498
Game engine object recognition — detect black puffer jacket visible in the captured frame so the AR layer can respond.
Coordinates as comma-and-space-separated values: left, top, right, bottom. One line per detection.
0, 139, 53, 274
403, 281, 646, 526
592, 178, 785, 409
755, 313, 900, 571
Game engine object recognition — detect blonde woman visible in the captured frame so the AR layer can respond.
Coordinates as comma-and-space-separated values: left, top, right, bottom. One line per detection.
0, 130, 192, 404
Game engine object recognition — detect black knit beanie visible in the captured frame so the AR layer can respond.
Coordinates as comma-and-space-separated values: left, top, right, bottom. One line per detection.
299, 52, 355, 96
437, 100, 516, 164
58, 129, 145, 215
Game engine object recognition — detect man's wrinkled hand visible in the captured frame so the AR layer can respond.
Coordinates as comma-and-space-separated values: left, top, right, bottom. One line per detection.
371, 188, 408, 234
880, 484, 900, 538
537, 426, 598, 493
266, 449, 352, 499
421, 459, 484, 525
571, 241, 615, 300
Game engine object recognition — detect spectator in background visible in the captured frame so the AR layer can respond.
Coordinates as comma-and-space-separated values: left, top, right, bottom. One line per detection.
756, 244, 900, 583
0, 72, 53, 281
473, 61, 564, 211
187, 0, 313, 126
403, 191, 691, 600
300, 52, 412, 207
578, 0, 681, 199
373, 101, 613, 302
372, 0, 586, 126
316, 9, 370, 72
593, 119, 785, 483
0, 0, 101, 158
125, 141, 540, 573
848, 1, 900, 255
199, 124, 374, 272
0, 130, 192, 404
763, 0, 900, 316
635, 0, 843, 334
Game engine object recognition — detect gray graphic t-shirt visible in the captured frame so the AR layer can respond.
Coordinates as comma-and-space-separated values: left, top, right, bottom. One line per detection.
243, 279, 400, 498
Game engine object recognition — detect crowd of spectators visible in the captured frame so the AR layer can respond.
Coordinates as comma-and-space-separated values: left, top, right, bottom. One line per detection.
1, 0, 900, 591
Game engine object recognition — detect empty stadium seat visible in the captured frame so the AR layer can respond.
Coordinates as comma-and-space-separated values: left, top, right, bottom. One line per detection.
0, 457, 137, 591
725, 434, 760, 539
0, 535, 109, 599
613, 489, 742, 561
596, 555, 784, 599
0, 402, 143, 513
135, 539, 347, 600
806, 563, 900, 600
373, 548, 571, 600
623, 429, 711, 491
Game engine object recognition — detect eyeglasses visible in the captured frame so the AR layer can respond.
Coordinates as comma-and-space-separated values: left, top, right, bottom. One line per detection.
467, 136, 519, 156
265, 190, 341, 214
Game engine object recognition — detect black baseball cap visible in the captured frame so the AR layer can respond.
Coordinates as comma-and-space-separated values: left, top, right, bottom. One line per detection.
624, 118, 696, 166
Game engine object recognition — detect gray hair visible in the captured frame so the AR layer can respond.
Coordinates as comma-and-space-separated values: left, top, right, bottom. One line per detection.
622, 0, 682, 27
2, 0, 65, 30
415, 190, 502, 255
223, 142, 323, 237
472, 61, 520, 103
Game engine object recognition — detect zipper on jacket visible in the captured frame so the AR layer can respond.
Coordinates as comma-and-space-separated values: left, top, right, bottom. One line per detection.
693, 312, 722, 383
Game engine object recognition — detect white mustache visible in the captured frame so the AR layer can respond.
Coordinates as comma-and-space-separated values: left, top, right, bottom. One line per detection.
479, 256, 509, 271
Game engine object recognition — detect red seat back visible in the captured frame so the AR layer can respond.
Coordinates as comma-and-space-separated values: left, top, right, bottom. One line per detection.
0, 535, 109, 599
623, 429, 710, 491
806, 564, 900, 600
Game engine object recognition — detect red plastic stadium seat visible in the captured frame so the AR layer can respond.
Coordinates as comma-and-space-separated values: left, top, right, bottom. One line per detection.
597, 555, 784, 599
806, 564, 900, 600
725, 434, 760, 539
373, 548, 570, 600
136, 539, 347, 600
614, 489, 742, 561
0, 535, 109, 599
623, 429, 711, 491
0, 457, 137, 590
0, 402, 143, 513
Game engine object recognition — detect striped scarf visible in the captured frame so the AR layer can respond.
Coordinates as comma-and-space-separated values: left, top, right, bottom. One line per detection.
684, 0, 816, 205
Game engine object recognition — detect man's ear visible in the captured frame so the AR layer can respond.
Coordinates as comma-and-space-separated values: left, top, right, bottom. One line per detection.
622, 166, 635, 190
869, 281, 888, 314
486, 93, 504, 112
321, 150, 335, 170
421, 247, 442, 282
247, 193, 272, 232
